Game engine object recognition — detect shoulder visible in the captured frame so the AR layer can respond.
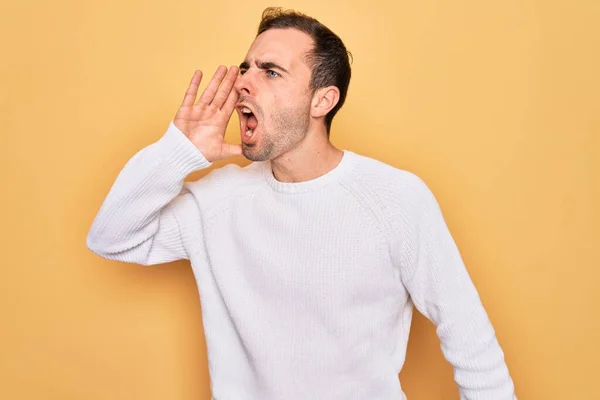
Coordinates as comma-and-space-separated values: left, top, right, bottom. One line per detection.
191, 160, 265, 186
344, 151, 434, 207
344, 152, 445, 241
182, 160, 267, 214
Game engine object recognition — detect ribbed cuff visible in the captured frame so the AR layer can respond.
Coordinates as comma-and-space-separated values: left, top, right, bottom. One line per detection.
155, 121, 212, 178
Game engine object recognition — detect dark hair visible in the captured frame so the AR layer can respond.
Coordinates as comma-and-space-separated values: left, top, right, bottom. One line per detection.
257, 7, 352, 135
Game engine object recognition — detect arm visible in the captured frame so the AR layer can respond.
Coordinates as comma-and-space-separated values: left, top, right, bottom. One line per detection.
396, 176, 516, 399
87, 66, 242, 265
86, 123, 211, 265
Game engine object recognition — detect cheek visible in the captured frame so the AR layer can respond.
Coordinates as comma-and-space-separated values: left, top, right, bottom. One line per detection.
274, 90, 309, 111
259, 86, 309, 123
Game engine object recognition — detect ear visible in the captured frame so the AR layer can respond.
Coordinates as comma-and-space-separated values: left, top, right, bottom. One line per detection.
310, 86, 340, 119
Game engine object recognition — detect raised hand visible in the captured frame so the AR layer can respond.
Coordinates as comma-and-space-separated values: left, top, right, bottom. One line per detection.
174, 66, 242, 162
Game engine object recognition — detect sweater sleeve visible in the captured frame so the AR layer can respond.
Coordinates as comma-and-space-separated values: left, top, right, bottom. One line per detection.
394, 175, 517, 399
86, 122, 211, 266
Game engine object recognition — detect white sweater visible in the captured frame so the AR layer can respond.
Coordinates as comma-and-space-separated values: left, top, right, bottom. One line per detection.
87, 122, 516, 400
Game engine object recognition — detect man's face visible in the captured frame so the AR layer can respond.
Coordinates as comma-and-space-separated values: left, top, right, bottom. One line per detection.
235, 28, 314, 161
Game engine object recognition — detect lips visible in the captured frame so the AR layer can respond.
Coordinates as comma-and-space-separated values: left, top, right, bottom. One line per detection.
236, 102, 259, 144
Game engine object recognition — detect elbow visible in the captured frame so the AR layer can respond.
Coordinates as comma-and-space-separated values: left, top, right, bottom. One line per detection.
86, 227, 109, 257
85, 227, 152, 265
86, 221, 120, 259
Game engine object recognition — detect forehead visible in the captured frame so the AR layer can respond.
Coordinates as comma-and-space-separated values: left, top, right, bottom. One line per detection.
245, 28, 314, 71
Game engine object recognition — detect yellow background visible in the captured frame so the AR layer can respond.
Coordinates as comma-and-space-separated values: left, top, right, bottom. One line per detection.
1, 0, 598, 398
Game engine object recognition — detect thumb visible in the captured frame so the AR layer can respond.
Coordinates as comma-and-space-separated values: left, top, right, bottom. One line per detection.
220, 143, 243, 160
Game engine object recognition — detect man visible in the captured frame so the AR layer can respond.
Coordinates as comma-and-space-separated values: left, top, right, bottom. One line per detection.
87, 7, 517, 400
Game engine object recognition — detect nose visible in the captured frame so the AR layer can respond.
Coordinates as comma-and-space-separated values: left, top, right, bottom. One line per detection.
234, 69, 254, 96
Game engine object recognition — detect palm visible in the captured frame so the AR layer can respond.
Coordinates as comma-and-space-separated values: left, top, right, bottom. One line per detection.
174, 105, 223, 139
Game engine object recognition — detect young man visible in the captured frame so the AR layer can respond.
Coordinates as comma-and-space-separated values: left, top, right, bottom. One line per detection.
87, 7, 517, 400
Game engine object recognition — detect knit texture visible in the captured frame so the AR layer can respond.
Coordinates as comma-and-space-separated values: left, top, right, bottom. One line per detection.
87, 122, 516, 400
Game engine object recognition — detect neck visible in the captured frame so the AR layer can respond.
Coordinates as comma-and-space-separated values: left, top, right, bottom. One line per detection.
270, 128, 343, 183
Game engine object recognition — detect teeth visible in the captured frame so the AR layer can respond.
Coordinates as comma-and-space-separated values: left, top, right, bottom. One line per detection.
242, 107, 252, 114
245, 129, 253, 137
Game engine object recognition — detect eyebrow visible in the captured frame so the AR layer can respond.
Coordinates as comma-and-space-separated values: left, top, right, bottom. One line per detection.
239, 60, 290, 75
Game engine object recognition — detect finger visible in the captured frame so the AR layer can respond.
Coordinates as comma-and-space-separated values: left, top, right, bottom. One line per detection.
220, 143, 243, 160
181, 70, 202, 107
220, 76, 240, 115
212, 66, 239, 109
196, 65, 228, 106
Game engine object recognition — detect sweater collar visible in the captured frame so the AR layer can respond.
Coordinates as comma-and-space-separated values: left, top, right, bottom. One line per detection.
262, 150, 358, 194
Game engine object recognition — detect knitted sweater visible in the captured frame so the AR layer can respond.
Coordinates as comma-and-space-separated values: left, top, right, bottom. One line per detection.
87, 122, 516, 400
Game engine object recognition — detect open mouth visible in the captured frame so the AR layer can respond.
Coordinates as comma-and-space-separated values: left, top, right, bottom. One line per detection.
239, 106, 259, 140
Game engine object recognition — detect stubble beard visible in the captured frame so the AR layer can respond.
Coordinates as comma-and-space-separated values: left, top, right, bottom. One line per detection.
242, 104, 311, 162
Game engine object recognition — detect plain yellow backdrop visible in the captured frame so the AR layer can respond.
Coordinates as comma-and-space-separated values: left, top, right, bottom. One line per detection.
1, 0, 598, 398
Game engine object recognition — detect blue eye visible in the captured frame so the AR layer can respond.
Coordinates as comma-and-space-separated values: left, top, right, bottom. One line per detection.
267, 70, 279, 78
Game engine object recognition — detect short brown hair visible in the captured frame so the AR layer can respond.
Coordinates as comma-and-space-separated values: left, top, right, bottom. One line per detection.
257, 7, 352, 135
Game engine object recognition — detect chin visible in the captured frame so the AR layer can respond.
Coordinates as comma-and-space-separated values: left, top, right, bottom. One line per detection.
242, 142, 276, 162
242, 144, 267, 162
